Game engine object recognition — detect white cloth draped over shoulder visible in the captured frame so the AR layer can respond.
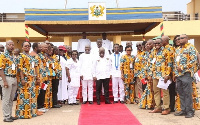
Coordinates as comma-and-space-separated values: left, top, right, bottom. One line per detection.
57, 56, 68, 101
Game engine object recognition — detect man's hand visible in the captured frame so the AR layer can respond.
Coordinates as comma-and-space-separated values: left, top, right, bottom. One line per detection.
121, 75, 125, 81
164, 76, 169, 83
59, 77, 62, 80
36, 79, 40, 86
93, 77, 97, 81
148, 76, 152, 82
110, 75, 112, 79
173, 76, 176, 82
80, 76, 83, 80
3, 81, 8, 88
21, 79, 26, 86
177, 66, 182, 72
68, 77, 71, 83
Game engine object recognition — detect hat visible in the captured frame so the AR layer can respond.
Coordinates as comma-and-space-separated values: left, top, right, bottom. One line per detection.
58, 46, 67, 51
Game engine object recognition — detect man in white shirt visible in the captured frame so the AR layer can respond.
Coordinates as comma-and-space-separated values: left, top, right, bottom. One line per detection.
110, 44, 125, 104
91, 38, 109, 58
79, 45, 94, 104
91, 39, 109, 95
102, 33, 112, 54
93, 47, 112, 105
77, 32, 91, 55
122, 41, 137, 56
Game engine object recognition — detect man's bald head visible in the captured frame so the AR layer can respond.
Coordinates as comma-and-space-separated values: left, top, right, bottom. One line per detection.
96, 38, 102, 48
85, 45, 91, 54
99, 47, 105, 58
126, 41, 132, 46
41, 43, 48, 53
161, 36, 169, 46
6, 40, 14, 52
146, 39, 154, 50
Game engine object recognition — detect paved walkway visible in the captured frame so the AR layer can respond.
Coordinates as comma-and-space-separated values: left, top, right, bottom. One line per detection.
0, 101, 199, 125
0, 84, 199, 125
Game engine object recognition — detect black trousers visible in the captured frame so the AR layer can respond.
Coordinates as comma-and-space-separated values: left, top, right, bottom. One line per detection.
169, 81, 176, 111
176, 72, 194, 114
0, 85, 2, 100
37, 81, 47, 109
52, 79, 59, 106
96, 78, 110, 102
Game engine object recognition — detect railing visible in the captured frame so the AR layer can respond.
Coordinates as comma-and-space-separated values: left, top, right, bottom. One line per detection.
163, 14, 198, 21
0, 13, 199, 22
0, 13, 25, 22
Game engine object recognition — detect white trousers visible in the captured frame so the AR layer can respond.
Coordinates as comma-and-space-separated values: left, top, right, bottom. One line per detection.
82, 80, 93, 102
112, 77, 125, 101
68, 85, 79, 104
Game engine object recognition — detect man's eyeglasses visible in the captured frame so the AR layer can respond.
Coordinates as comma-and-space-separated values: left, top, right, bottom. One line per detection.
175, 38, 180, 41
180, 37, 187, 39
136, 44, 142, 47
126, 50, 132, 51
154, 43, 161, 45
72, 54, 77, 55
24, 45, 30, 47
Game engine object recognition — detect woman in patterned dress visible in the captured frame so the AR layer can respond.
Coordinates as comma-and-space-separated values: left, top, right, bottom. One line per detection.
44, 46, 55, 109
15, 41, 39, 119
120, 45, 135, 104
139, 41, 154, 109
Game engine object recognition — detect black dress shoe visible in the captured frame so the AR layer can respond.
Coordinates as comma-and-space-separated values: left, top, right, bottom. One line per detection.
73, 103, 79, 105
185, 113, 194, 118
89, 101, 93, 104
52, 105, 61, 108
113, 101, 118, 104
3, 118, 13, 122
120, 101, 125, 104
174, 111, 186, 116
82, 101, 87, 104
105, 101, 112, 104
68, 103, 73, 106
10, 116, 18, 120
97, 101, 100, 105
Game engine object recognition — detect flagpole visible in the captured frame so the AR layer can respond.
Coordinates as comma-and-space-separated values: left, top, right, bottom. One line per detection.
65, 0, 67, 9
116, 0, 119, 8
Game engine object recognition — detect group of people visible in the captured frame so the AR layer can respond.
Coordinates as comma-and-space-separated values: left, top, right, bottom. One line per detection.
0, 33, 200, 122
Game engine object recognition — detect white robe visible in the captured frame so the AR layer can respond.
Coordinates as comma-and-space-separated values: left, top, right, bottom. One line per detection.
57, 56, 68, 100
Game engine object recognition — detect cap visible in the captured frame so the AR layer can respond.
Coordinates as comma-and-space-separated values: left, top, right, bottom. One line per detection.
58, 46, 67, 51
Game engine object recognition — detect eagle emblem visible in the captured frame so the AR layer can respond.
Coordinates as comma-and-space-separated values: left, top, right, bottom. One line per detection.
90, 5, 105, 17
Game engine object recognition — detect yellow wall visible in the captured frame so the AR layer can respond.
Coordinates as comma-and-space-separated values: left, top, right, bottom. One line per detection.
187, 0, 200, 20
1, 21, 200, 42
0, 22, 44, 38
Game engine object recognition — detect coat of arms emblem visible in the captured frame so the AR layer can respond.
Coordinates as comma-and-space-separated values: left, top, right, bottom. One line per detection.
90, 5, 105, 18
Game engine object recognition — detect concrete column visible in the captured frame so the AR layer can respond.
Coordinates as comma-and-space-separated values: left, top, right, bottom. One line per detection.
64, 36, 72, 46
113, 36, 121, 45
194, 37, 200, 52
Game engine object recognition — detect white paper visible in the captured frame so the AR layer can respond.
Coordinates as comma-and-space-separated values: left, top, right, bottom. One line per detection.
157, 78, 171, 90
130, 63, 133, 69
46, 62, 49, 68
52, 63, 55, 69
43, 84, 48, 90
176, 56, 180, 62
194, 70, 200, 83
31, 62, 34, 68
12, 64, 15, 70
151, 58, 156, 64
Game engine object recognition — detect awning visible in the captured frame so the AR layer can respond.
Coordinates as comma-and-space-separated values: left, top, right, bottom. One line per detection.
25, 6, 163, 36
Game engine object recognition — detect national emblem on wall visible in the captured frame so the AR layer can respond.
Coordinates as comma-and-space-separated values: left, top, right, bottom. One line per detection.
88, 2, 106, 20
